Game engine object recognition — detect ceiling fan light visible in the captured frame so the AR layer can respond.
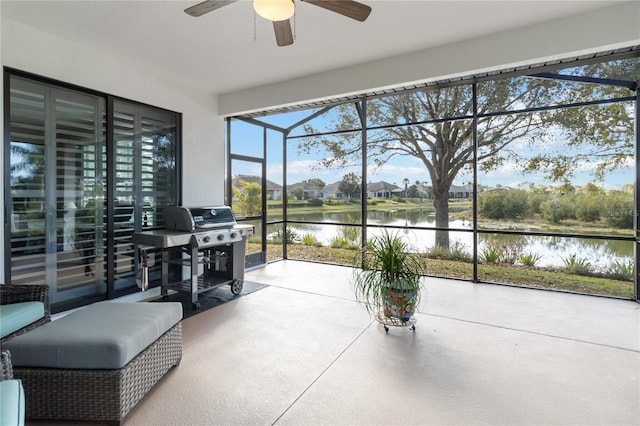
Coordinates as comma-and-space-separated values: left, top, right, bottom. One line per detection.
253, 0, 294, 21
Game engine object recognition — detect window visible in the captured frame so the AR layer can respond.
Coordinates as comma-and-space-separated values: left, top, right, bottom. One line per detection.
5, 71, 180, 311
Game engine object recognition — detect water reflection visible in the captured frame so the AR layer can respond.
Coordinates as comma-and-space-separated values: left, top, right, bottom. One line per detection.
481, 234, 633, 268
278, 208, 633, 268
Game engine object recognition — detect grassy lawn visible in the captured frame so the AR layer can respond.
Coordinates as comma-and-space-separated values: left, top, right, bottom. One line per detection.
269, 198, 441, 216
248, 198, 634, 299
250, 243, 634, 299
476, 264, 633, 298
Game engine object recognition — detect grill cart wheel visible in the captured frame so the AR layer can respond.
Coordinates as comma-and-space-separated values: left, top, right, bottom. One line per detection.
230, 279, 243, 295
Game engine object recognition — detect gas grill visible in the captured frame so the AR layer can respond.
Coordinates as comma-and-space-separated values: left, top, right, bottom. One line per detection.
132, 206, 254, 309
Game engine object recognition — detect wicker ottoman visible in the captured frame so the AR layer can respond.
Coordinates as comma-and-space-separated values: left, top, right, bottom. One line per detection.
5, 302, 183, 425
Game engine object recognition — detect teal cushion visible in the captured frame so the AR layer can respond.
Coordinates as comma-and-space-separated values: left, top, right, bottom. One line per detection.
6, 302, 182, 369
0, 379, 25, 426
0, 302, 45, 338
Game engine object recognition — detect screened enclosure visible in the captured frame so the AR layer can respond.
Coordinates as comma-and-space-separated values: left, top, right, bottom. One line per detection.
227, 52, 639, 301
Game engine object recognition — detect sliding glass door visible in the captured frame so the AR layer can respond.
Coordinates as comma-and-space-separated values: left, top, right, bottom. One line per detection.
5, 72, 180, 311
112, 101, 178, 290
8, 76, 108, 303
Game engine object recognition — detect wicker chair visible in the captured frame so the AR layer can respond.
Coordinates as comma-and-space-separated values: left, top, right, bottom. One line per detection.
1, 284, 51, 345
1, 350, 13, 380
1, 350, 25, 426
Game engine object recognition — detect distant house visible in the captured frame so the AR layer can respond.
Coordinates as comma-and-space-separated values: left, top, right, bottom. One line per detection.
391, 187, 406, 198
287, 181, 325, 200
232, 174, 283, 200
323, 182, 343, 199
367, 181, 399, 199
448, 183, 476, 199
325, 180, 433, 200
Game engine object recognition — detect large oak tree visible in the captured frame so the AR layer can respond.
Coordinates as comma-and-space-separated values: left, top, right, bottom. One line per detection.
299, 58, 638, 249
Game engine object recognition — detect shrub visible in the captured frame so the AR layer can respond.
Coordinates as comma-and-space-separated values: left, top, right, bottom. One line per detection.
270, 226, 299, 244
602, 191, 634, 229
540, 197, 575, 223
233, 180, 262, 216
526, 191, 548, 216
481, 235, 526, 265
519, 252, 543, 267
478, 189, 529, 220
301, 233, 320, 246
427, 241, 472, 263
575, 194, 601, 222
480, 239, 524, 264
605, 259, 634, 281
340, 225, 359, 241
307, 198, 324, 207
336, 216, 361, 247
562, 253, 593, 276
329, 236, 355, 248
498, 241, 524, 264
447, 241, 473, 263
480, 246, 501, 263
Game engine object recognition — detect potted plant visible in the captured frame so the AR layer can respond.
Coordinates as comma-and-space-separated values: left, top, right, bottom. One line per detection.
352, 230, 428, 329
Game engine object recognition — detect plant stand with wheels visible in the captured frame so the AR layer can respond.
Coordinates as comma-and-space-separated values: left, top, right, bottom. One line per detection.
376, 311, 416, 333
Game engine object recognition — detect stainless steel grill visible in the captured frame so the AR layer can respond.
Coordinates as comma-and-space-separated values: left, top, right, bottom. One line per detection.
132, 206, 254, 310
164, 206, 237, 232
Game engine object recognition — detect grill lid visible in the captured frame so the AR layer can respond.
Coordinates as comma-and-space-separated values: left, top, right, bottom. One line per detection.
163, 206, 236, 232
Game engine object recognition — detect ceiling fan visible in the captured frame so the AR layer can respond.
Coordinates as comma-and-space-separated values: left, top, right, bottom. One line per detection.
184, 0, 371, 47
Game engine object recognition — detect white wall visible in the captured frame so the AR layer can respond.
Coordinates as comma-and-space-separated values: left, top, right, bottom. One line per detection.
1, 17, 224, 203
0, 16, 224, 282
219, 1, 640, 116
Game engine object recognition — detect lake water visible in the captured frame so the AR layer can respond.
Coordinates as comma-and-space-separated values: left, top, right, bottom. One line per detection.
279, 208, 634, 270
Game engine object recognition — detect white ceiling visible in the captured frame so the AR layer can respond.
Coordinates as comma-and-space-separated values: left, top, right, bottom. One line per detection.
0, 0, 628, 95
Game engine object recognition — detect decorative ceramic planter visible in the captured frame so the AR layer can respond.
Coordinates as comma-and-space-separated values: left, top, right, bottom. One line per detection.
382, 286, 418, 321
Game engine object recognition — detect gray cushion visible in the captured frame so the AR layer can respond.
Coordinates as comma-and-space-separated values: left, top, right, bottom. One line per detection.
6, 302, 182, 369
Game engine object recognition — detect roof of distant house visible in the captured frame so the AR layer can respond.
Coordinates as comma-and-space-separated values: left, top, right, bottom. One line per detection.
366, 181, 400, 192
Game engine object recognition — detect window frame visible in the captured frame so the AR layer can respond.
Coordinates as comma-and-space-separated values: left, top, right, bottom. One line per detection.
3, 68, 182, 312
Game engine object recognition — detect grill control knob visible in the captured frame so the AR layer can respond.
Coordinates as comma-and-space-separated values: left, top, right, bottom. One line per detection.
202, 235, 211, 243
230, 232, 237, 239
217, 234, 225, 241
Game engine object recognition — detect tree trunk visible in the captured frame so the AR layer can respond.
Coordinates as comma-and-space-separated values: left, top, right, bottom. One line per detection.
432, 190, 450, 250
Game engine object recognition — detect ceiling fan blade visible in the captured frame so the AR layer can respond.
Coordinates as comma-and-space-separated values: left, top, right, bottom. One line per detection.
273, 20, 294, 47
302, 0, 371, 22
184, 0, 238, 17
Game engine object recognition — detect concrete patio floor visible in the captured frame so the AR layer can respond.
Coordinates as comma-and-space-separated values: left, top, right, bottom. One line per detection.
31, 260, 640, 425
